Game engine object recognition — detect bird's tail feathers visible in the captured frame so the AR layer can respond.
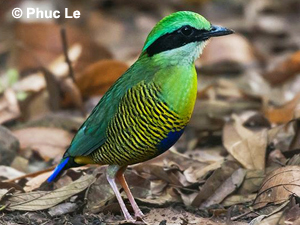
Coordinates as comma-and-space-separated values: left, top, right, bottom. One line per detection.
47, 157, 71, 182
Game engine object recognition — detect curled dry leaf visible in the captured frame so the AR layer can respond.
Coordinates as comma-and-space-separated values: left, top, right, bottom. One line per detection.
24, 171, 52, 192
263, 92, 300, 124
263, 51, 300, 85
1, 175, 96, 211
253, 166, 300, 209
12, 127, 73, 161
223, 114, 267, 170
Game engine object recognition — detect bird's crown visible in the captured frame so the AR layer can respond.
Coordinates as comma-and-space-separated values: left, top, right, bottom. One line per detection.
142, 11, 211, 51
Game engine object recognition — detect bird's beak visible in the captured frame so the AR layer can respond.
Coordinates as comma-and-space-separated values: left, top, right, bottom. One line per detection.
196, 25, 233, 41
208, 25, 234, 37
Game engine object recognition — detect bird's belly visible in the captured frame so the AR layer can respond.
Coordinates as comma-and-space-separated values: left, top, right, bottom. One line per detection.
90, 82, 189, 166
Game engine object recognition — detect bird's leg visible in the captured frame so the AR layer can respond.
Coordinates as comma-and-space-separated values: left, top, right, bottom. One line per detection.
106, 165, 133, 221
116, 166, 145, 219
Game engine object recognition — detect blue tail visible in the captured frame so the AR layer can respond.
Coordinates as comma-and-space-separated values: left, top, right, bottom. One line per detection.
47, 157, 70, 182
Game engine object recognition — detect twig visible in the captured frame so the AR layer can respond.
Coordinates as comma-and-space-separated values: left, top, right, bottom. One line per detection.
3, 166, 56, 183
60, 27, 75, 83
230, 208, 257, 221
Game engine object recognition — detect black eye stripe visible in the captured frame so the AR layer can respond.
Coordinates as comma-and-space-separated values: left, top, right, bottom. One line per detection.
146, 26, 206, 57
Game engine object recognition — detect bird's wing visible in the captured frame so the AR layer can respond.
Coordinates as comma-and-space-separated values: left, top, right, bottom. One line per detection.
65, 63, 156, 157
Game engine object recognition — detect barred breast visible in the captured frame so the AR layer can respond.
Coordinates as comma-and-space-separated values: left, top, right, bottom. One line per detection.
90, 81, 189, 166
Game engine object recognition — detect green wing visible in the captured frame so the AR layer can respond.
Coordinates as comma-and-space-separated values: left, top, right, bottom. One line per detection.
65, 60, 156, 157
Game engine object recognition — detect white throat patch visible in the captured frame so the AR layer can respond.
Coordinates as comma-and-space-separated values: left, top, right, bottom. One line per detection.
156, 41, 208, 66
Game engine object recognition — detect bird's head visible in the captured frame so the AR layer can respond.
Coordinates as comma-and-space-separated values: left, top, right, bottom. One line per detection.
141, 11, 233, 65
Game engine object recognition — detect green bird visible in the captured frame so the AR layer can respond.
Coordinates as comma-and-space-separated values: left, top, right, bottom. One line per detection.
48, 11, 233, 221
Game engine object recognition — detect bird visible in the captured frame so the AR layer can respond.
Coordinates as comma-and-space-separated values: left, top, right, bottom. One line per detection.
48, 11, 233, 221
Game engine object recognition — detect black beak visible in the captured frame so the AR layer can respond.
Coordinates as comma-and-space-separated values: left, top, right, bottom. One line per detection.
208, 25, 234, 37
196, 25, 233, 41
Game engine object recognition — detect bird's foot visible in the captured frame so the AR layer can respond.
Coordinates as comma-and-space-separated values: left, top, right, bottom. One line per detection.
134, 209, 145, 221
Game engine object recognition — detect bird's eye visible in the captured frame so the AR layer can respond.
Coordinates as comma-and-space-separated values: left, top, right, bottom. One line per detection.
180, 26, 193, 36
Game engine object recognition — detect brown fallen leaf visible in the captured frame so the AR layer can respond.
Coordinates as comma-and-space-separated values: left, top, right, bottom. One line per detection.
23, 171, 52, 192
10, 156, 28, 173
0, 89, 20, 124
191, 161, 240, 207
60, 77, 84, 112
61, 60, 128, 108
13, 44, 81, 95
0, 166, 25, 180
183, 159, 224, 183
12, 127, 73, 161
85, 173, 116, 214
223, 114, 267, 170
263, 92, 300, 124
190, 99, 260, 132
238, 170, 265, 194
263, 51, 300, 86
77, 59, 129, 97
222, 194, 257, 207
249, 200, 290, 225
198, 34, 257, 74
48, 202, 78, 217
267, 149, 286, 168
267, 119, 299, 157
133, 164, 183, 186
14, 22, 112, 73
0, 181, 24, 192
1, 174, 96, 211
201, 168, 246, 208
253, 166, 300, 209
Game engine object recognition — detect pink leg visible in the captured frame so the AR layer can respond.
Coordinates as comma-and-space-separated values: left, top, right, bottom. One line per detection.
106, 165, 133, 221
116, 166, 145, 219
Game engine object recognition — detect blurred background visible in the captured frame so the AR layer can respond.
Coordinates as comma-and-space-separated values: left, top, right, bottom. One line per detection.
1, 0, 300, 122
0, 0, 300, 224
